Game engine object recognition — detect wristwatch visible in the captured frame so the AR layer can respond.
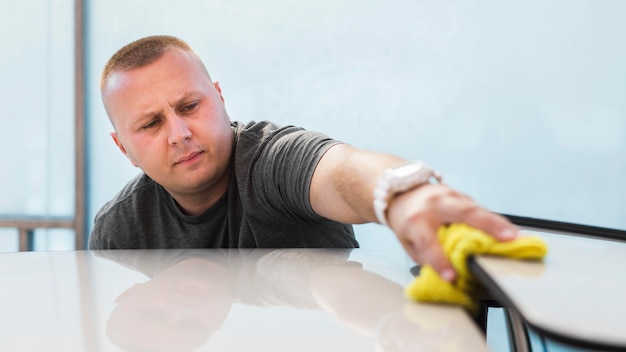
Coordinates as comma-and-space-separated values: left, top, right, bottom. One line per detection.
373, 161, 442, 226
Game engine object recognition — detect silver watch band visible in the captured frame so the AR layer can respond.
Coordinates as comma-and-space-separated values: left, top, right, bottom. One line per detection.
373, 161, 442, 226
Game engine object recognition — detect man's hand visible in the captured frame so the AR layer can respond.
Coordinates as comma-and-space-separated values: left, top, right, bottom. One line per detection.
385, 183, 518, 282
310, 144, 518, 282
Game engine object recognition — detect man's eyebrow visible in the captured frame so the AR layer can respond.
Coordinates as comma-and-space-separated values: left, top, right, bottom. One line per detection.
132, 109, 164, 126
170, 91, 201, 106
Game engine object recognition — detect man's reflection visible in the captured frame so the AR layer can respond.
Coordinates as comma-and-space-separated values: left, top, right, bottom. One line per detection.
97, 248, 483, 352
104, 252, 234, 351
98, 249, 357, 351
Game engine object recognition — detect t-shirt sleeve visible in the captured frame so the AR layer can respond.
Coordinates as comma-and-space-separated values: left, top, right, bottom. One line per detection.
249, 124, 342, 222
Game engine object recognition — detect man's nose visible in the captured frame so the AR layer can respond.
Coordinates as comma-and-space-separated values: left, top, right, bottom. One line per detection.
167, 115, 191, 145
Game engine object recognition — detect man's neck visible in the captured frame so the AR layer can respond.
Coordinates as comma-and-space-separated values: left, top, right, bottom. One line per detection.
169, 177, 229, 216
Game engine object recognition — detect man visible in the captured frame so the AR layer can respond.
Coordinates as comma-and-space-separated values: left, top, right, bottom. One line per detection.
90, 35, 518, 282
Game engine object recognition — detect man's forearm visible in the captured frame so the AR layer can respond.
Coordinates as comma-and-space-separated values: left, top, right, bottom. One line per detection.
310, 143, 404, 224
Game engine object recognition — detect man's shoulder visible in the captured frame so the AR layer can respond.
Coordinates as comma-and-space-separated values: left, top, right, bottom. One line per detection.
94, 173, 159, 219
233, 120, 305, 140
89, 173, 161, 250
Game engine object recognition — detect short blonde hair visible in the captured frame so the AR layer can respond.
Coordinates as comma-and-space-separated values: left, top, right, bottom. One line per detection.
100, 35, 206, 89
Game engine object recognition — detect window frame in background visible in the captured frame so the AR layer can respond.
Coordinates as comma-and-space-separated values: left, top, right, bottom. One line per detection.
0, 0, 86, 251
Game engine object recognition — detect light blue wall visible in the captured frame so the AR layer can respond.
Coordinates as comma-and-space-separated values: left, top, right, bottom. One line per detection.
84, 0, 626, 244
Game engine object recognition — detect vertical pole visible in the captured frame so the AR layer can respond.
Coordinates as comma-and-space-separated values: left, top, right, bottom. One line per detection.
18, 228, 35, 251
74, 0, 86, 250
18, 228, 29, 251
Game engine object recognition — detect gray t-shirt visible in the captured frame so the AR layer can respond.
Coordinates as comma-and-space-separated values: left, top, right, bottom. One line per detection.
88, 121, 358, 250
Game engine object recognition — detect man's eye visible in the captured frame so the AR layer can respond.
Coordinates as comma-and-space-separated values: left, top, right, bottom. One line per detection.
182, 102, 199, 112
141, 120, 160, 129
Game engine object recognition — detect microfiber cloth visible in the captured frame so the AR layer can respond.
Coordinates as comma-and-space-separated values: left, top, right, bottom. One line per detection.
405, 223, 548, 314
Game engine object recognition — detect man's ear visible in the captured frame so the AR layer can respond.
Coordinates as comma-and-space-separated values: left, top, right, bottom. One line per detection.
111, 132, 138, 167
214, 81, 225, 103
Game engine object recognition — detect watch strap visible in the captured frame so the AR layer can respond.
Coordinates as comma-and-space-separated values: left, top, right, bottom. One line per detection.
373, 161, 442, 226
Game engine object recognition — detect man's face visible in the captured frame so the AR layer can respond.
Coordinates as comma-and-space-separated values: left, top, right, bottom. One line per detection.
102, 49, 233, 200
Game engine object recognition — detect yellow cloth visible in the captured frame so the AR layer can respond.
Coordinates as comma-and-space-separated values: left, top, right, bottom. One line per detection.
405, 223, 548, 313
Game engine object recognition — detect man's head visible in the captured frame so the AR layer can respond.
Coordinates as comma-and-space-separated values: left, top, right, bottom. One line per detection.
106, 258, 234, 351
100, 36, 234, 213
100, 35, 202, 93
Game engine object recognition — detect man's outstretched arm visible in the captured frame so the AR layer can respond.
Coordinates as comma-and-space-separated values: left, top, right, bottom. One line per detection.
310, 143, 518, 282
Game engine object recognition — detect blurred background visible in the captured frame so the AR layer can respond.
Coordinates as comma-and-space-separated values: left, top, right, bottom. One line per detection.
1, 0, 625, 251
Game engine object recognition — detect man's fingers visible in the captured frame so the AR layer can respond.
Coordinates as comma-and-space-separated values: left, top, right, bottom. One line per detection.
402, 224, 457, 282
422, 243, 456, 282
437, 193, 519, 241
457, 206, 519, 242
388, 183, 520, 283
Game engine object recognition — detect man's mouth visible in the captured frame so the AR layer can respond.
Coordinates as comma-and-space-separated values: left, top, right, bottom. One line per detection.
174, 151, 203, 166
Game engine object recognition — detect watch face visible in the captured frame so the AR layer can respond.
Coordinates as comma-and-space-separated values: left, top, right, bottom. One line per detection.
393, 163, 422, 177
